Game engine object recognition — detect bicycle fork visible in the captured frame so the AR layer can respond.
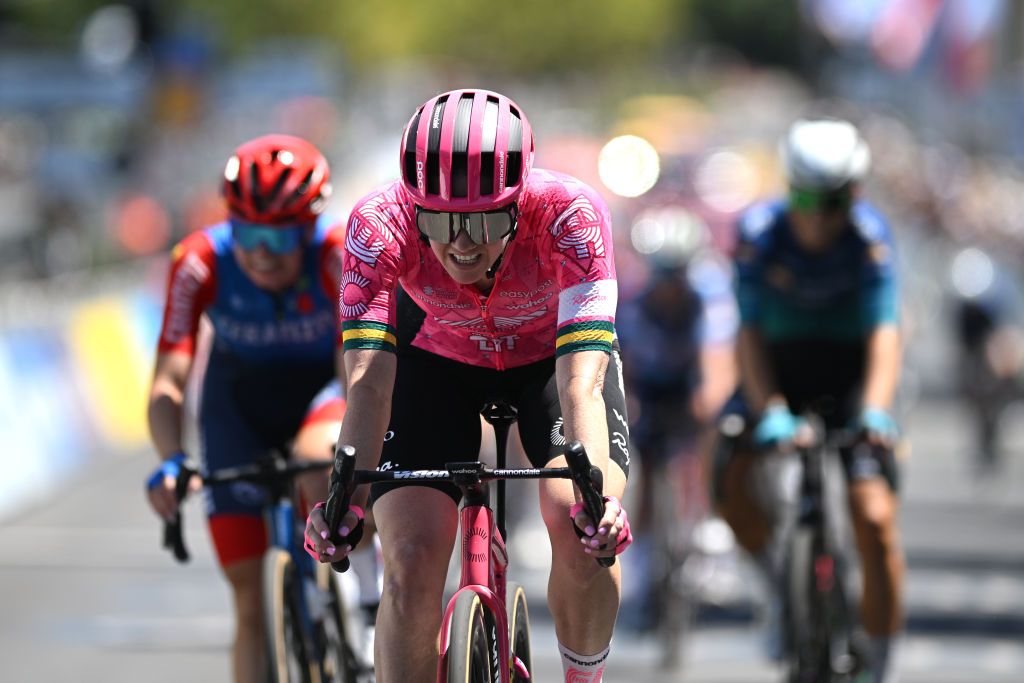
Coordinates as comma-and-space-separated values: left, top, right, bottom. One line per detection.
437, 502, 523, 683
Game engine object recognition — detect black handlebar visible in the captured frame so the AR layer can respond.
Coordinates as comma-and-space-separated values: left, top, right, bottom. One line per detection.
162, 461, 197, 564
324, 445, 358, 573
323, 439, 614, 572
564, 442, 615, 568
160, 457, 332, 564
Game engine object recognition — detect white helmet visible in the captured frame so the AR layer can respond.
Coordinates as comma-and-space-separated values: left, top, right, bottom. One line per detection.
781, 118, 870, 191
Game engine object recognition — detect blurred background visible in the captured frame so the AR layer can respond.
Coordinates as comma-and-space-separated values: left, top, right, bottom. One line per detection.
1, 1, 1023, 681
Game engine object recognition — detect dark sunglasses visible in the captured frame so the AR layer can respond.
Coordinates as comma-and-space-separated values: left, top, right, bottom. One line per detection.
415, 205, 517, 245
789, 187, 852, 214
231, 221, 305, 254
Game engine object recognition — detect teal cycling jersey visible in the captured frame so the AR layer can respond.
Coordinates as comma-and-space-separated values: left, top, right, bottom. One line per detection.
734, 200, 899, 342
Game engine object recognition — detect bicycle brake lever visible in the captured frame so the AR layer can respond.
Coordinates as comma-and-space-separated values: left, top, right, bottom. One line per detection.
564, 441, 615, 568
325, 445, 357, 573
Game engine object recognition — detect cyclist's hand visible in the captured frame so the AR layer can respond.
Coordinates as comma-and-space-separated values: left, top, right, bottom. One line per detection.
854, 407, 898, 447
753, 405, 803, 449
145, 452, 197, 521
570, 495, 633, 558
304, 501, 364, 564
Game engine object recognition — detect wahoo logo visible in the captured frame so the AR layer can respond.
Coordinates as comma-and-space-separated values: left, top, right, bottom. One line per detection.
393, 469, 448, 479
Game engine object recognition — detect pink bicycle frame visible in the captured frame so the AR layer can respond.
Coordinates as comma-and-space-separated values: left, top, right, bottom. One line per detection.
436, 501, 520, 682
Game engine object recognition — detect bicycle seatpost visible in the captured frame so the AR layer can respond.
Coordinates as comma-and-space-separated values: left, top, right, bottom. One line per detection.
481, 402, 517, 542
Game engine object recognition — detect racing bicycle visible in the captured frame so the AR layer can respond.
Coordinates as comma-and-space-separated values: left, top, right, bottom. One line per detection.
782, 416, 872, 683
324, 401, 614, 683
162, 451, 374, 683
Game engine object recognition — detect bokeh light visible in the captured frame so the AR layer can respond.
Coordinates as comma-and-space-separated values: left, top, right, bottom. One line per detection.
598, 135, 660, 198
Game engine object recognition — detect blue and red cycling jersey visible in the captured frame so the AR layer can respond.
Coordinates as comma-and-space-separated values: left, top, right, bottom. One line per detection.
157, 215, 345, 360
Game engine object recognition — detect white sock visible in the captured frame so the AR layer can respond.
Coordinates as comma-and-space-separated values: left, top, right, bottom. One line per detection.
871, 635, 900, 683
558, 642, 610, 682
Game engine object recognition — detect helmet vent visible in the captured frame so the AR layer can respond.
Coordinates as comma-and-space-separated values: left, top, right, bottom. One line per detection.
451, 94, 474, 198
506, 109, 522, 187
479, 97, 499, 195
403, 108, 423, 189
426, 95, 449, 195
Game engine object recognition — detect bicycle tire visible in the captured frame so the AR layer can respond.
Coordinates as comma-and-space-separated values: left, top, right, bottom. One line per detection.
786, 528, 863, 683
264, 548, 319, 683
506, 581, 532, 681
650, 463, 696, 671
314, 563, 364, 682
785, 527, 821, 683
446, 591, 495, 683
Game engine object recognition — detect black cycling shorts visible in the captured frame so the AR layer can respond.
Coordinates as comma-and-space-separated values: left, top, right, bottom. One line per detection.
371, 344, 631, 504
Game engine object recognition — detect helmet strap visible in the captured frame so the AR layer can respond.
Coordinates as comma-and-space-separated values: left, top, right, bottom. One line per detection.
485, 222, 517, 279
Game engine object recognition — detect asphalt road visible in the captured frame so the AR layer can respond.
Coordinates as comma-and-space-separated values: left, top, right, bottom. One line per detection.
1, 398, 1022, 682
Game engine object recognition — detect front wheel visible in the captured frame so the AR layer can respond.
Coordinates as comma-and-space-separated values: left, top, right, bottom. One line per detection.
446, 591, 495, 683
314, 563, 364, 682
506, 581, 532, 681
264, 548, 318, 683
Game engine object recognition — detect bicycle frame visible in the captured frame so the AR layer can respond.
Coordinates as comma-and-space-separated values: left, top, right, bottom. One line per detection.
163, 455, 355, 680
324, 403, 611, 683
436, 485, 515, 682
784, 420, 863, 681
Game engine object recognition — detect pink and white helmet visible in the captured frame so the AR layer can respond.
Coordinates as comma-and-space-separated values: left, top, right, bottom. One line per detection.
400, 89, 534, 212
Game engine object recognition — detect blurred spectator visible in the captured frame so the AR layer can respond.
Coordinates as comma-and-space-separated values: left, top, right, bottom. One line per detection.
949, 246, 1024, 475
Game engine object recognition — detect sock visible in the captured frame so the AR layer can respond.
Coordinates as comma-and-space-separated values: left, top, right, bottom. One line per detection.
558, 642, 609, 682
871, 635, 899, 683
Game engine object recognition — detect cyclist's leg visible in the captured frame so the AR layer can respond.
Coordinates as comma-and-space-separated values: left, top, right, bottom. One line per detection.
223, 557, 265, 683
372, 488, 458, 683
843, 444, 904, 679
199, 366, 272, 683
516, 348, 630, 673
368, 347, 481, 683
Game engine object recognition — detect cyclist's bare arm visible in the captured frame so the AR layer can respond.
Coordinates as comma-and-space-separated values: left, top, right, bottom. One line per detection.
862, 323, 901, 411
556, 349, 625, 546
339, 348, 396, 500
146, 350, 194, 519
696, 342, 738, 423
737, 325, 785, 414
306, 348, 394, 559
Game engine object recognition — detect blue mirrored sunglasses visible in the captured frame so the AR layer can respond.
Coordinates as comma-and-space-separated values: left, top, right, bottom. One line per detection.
231, 222, 305, 254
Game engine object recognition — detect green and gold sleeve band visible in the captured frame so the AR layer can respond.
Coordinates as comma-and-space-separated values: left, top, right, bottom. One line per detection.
342, 320, 397, 353
555, 320, 614, 357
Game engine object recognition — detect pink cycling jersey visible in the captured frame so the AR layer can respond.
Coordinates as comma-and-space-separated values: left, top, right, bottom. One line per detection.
340, 169, 617, 370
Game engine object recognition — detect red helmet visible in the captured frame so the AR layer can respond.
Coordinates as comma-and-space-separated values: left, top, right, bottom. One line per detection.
400, 89, 534, 212
222, 134, 331, 224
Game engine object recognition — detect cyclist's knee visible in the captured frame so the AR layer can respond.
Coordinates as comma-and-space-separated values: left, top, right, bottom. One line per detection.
849, 481, 899, 541
381, 536, 451, 598
224, 557, 263, 624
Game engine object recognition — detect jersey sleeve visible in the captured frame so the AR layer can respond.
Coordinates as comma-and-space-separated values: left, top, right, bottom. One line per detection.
690, 253, 740, 346
338, 194, 407, 354
546, 184, 618, 356
854, 205, 900, 328
733, 203, 774, 327
156, 231, 217, 355
317, 220, 347, 349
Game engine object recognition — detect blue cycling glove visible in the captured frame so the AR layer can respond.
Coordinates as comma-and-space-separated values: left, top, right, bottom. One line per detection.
855, 407, 898, 443
146, 452, 188, 491
753, 405, 802, 448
